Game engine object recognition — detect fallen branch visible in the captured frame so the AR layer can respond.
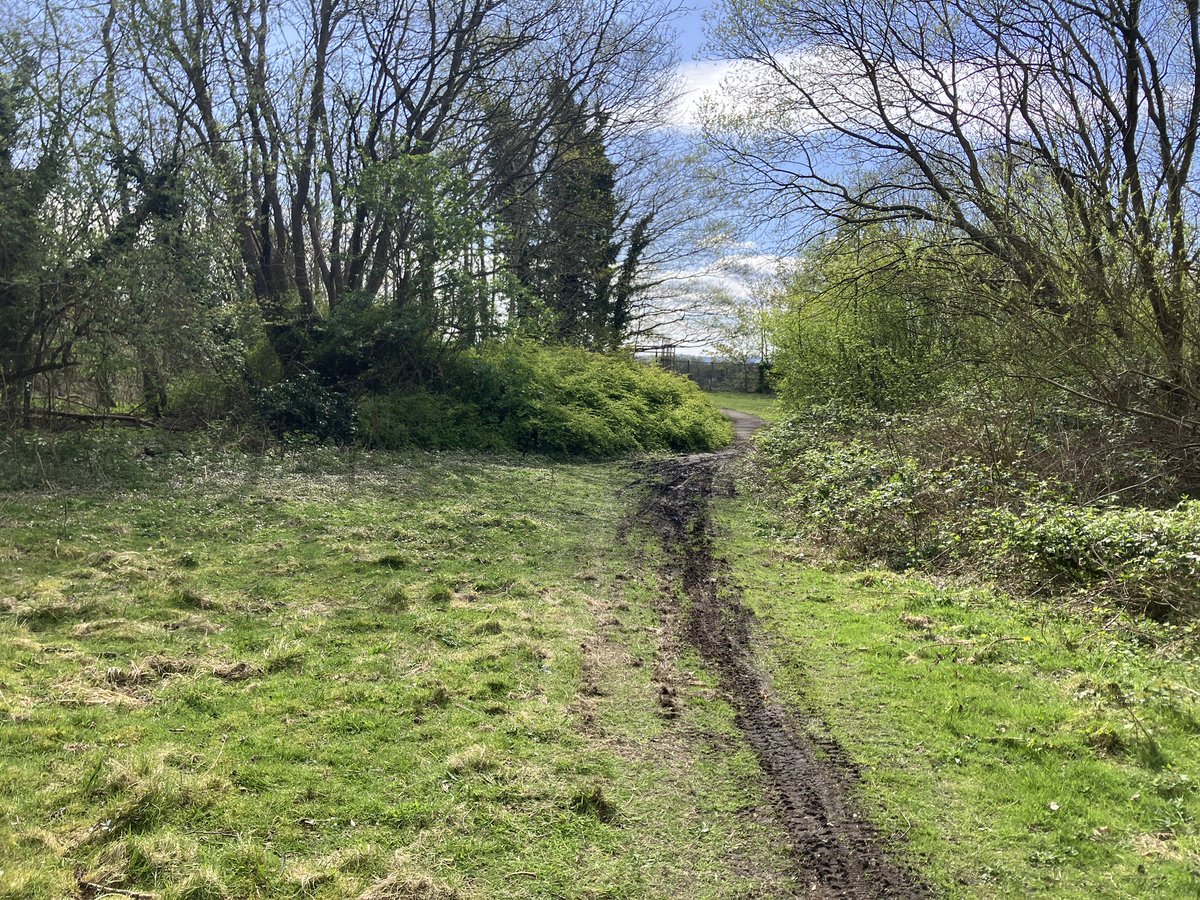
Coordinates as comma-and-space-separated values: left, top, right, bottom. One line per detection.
25, 410, 157, 428
77, 882, 156, 899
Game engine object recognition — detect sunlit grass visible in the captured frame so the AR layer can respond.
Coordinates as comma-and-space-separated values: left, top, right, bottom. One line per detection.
703, 391, 781, 422
721, 470, 1200, 898
0, 445, 792, 898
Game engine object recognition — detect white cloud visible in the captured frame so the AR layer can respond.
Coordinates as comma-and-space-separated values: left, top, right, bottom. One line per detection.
666, 58, 751, 129
631, 247, 795, 353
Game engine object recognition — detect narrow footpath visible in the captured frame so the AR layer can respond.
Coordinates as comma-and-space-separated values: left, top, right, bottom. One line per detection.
633, 409, 927, 898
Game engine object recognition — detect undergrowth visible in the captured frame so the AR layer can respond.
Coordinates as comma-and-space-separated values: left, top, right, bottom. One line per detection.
164, 342, 732, 457
756, 400, 1200, 619
357, 344, 731, 456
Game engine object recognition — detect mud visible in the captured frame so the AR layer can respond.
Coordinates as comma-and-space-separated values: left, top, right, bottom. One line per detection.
634, 409, 927, 899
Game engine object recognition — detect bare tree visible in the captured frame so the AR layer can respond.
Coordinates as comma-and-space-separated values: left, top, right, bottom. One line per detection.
106, 0, 681, 356
707, 0, 1200, 434
3, 0, 703, 416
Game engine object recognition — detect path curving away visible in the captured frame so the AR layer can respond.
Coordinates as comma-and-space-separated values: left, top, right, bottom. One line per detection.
633, 410, 927, 899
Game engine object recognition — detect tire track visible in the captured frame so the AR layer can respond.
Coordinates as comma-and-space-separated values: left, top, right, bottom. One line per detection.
633, 411, 927, 899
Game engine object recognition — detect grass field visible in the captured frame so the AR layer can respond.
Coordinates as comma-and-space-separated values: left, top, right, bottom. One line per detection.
720, 458, 1200, 897
701, 392, 781, 422
0, 446, 793, 899
4, 433, 1199, 897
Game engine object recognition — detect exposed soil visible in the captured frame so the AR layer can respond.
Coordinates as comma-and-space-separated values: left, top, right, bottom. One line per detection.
633, 409, 927, 899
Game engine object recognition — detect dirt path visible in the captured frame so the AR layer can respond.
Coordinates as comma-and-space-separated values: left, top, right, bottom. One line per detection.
633, 410, 926, 899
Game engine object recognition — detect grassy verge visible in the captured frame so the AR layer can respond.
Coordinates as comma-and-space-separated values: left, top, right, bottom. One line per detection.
0, 444, 788, 899
702, 392, 780, 422
719, 457, 1200, 897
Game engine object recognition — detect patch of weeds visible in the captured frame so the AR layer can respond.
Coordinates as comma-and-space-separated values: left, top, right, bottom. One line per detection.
168, 867, 228, 900
476, 677, 512, 698
1153, 770, 1195, 801
125, 832, 199, 881
262, 639, 306, 673
380, 585, 411, 611
412, 683, 452, 713
376, 553, 411, 570
170, 587, 218, 610
358, 870, 459, 900
446, 744, 495, 775
1079, 721, 1129, 757
163, 614, 223, 635
78, 751, 228, 846
568, 784, 617, 823
426, 583, 453, 607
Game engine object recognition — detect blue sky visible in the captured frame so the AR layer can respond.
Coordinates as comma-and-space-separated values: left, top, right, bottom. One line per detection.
640, 0, 791, 353
676, 1, 716, 61
661, 0, 747, 131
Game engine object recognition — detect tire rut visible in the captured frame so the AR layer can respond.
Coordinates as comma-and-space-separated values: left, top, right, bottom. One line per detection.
633, 413, 927, 899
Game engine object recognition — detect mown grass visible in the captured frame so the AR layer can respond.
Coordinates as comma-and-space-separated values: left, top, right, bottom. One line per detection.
702, 392, 780, 422
0, 442, 791, 898
720, 457, 1200, 897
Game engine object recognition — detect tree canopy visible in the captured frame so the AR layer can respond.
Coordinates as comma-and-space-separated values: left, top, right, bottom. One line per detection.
708, 0, 1200, 451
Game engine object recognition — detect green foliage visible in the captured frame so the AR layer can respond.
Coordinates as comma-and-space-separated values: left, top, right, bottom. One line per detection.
539, 91, 622, 347
981, 503, 1200, 618
354, 154, 490, 340
0, 429, 150, 491
307, 297, 442, 392
358, 344, 731, 457
770, 230, 974, 412
256, 374, 356, 443
0, 46, 65, 413
758, 402, 1200, 617
166, 374, 254, 425
356, 389, 502, 452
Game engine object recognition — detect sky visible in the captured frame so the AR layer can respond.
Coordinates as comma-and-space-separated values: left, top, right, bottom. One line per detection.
668, 1, 729, 129
642, 1, 790, 355
677, 1, 714, 60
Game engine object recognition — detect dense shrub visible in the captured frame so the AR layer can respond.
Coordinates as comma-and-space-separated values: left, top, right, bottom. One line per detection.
358, 343, 731, 456
757, 401, 1200, 618
356, 390, 504, 452
257, 374, 356, 443
166, 374, 255, 426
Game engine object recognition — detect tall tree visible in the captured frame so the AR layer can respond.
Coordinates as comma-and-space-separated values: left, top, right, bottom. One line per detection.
541, 89, 619, 345
0, 24, 190, 423
484, 98, 541, 327
708, 0, 1200, 437
538, 84, 654, 348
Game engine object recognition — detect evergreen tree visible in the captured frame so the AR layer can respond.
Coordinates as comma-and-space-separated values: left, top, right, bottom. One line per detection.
484, 99, 540, 327
539, 85, 621, 347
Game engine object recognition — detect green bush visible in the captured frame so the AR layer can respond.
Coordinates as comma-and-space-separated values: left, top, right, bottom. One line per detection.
356, 389, 504, 452
981, 502, 1200, 617
257, 374, 356, 443
166, 374, 254, 425
757, 402, 1200, 618
357, 343, 731, 457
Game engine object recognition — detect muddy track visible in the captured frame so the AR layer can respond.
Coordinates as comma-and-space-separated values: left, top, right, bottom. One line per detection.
634, 410, 926, 899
